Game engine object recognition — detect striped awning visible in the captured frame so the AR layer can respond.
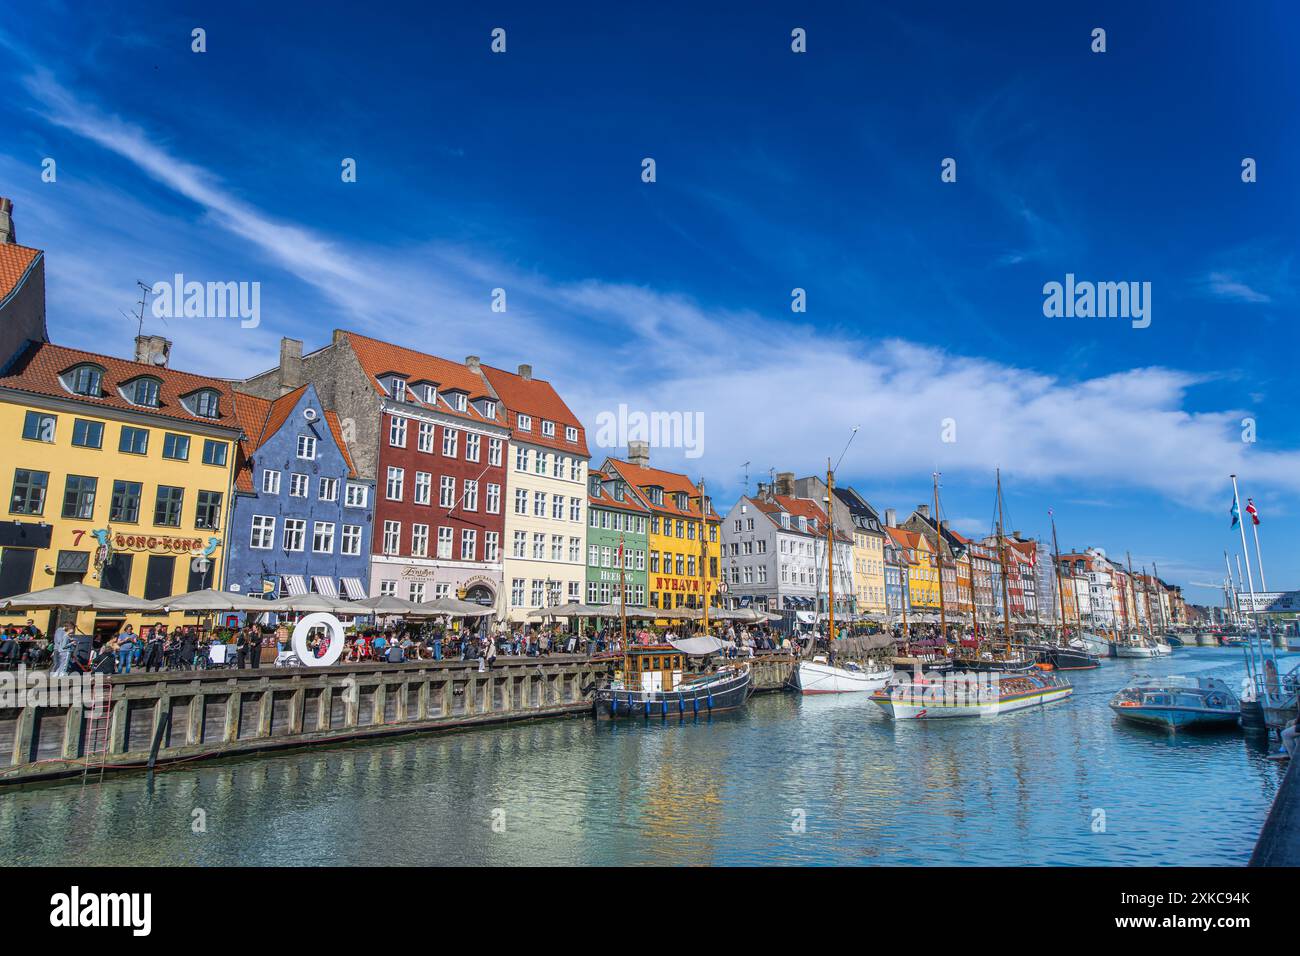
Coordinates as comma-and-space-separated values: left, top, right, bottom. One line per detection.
311, 576, 338, 597
341, 577, 367, 600
283, 575, 308, 596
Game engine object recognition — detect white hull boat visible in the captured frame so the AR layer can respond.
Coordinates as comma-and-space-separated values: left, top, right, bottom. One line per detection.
794, 656, 893, 694
871, 670, 1073, 719
1116, 643, 1158, 658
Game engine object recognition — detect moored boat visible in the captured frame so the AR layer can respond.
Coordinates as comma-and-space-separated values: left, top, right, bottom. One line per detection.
595, 643, 752, 719
1115, 635, 1159, 658
870, 669, 1073, 720
793, 655, 893, 694
1109, 675, 1240, 731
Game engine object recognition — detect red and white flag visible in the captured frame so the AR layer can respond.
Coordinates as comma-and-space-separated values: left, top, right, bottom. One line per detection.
1246, 499, 1261, 525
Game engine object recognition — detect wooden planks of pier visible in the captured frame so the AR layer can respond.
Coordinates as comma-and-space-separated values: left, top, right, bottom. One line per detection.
0, 653, 796, 786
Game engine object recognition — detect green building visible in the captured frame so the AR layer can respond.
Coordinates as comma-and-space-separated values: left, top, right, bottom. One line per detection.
586, 469, 649, 606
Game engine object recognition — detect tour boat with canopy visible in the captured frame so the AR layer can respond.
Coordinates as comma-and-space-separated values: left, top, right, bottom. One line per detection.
1109, 675, 1240, 731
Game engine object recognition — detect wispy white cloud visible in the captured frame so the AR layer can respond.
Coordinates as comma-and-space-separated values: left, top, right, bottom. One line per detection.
14, 64, 1300, 522
1202, 271, 1271, 304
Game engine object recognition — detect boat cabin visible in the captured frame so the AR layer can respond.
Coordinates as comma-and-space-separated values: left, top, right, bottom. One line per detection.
619, 644, 685, 694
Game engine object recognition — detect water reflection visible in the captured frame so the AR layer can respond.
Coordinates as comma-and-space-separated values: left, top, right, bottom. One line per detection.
0, 649, 1286, 866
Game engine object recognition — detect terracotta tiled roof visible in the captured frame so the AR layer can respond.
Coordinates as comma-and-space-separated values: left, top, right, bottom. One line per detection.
345, 331, 507, 429
604, 458, 718, 521
0, 340, 244, 433
230, 392, 273, 493
479, 363, 589, 457
0, 243, 40, 305
748, 493, 849, 540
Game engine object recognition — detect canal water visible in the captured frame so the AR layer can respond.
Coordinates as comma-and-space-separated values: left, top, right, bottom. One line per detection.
0, 647, 1287, 866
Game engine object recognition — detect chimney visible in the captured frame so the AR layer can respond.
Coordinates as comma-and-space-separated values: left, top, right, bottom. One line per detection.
465, 355, 481, 372
332, 329, 347, 348
628, 440, 650, 468
0, 198, 14, 244
517, 363, 532, 381
917, 504, 930, 519
1011, 530, 1022, 540
279, 337, 304, 394
884, 508, 897, 527
775, 471, 795, 496
134, 334, 172, 368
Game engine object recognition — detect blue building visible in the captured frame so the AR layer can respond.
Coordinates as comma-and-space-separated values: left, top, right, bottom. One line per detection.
225, 384, 374, 602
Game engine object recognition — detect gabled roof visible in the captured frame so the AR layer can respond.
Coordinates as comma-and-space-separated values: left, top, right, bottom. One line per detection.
588, 470, 652, 514
748, 494, 851, 542
230, 386, 361, 493
345, 331, 507, 429
479, 363, 590, 457
885, 527, 921, 563
604, 458, 718, 521
0, 242, 40, 305
0, 340, 242, 432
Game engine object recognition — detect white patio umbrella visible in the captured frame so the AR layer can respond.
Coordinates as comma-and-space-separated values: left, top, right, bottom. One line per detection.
528, 602, 603, 619
346, 594, 434, 616
150, 588, 278, 612
420, 597, 495, 617
262, 593, 365, 615
0, 581, 159, 612
594, 602, 659, 619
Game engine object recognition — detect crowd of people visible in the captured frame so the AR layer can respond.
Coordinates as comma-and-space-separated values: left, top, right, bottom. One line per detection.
2, 614, 858, 675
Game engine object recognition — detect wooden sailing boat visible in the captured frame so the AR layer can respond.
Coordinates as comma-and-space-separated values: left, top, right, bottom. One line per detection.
594, 478, 752, 719
793, 458, 893, 694
1042, 511, 1100, 670
872, 469, 1073, 720
951, 469, 1035, 672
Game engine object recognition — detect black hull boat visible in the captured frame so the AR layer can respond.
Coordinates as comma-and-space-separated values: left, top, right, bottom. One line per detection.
1025, 642, 1101, 670
596, 661, 752, 719
1048, 645, 1101, 670
953, 652, 1038, 674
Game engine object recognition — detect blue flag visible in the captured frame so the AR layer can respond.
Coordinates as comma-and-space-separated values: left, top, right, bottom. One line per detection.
1230, 497, 1240, 528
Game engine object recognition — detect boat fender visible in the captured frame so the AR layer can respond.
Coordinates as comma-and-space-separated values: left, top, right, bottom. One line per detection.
678, 694, 685, 715
692, 695, 699, 715
707, 693, 714, 712
610, 694, 618, 716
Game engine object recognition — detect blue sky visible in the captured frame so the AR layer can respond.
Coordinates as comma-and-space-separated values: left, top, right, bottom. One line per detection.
1, 1, 1297, 602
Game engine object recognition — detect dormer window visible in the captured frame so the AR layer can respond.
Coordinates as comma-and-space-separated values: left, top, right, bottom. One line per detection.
614, 481, 625, 501
589, 476, 600, 496
517, 414, 532, 431
675, 493, 688, 510
483, 400, 497, 419
648, 487, 664, 506
565, 425, 578, 443
452, 393, 467, 412
188, 389, 221, 419
781, 514, 791, 529
797, 516, 807, 531
65, 364, 103, 397
126, 377, 162, 408
424, 384, 438, 405
391, 379, 407, 402
542, 420, 555, 437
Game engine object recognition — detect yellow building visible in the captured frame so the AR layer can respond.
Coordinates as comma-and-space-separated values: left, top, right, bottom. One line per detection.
604, 445, 720, 615
0, 338, 242, 637
887, 527, 939, 611
851, 527, 887, 614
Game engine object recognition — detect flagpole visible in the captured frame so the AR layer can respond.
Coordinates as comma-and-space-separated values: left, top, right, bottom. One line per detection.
1250, 514, 1267, 592
1231, 474, 1277, 691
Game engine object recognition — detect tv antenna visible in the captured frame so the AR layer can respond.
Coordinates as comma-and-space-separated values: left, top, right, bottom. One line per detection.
128, 280, 162, 336
741, 460, 751, 496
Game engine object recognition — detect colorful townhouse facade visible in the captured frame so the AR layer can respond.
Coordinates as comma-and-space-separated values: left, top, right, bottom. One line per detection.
604, 444, 719, 616
225, 383, 375, 603
882, 524, 914, 619
239, 334, 513, 609
586, 468, 649, 607
482, 361, 590, 621
793, 476, 888, 616
0, 338, 241, 634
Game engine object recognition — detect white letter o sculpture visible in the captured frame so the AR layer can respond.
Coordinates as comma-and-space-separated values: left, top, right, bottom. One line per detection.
292, 612, 345, 667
